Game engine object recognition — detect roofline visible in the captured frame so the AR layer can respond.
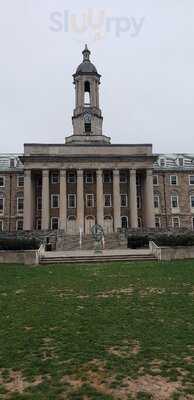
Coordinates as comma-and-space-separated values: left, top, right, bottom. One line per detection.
24, 143, 153, 147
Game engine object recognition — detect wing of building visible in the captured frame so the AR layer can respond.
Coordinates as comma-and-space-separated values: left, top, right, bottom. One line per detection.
1, 46, 194, 235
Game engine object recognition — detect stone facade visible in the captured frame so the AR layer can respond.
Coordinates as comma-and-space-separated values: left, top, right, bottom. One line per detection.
1, 47, 194, 235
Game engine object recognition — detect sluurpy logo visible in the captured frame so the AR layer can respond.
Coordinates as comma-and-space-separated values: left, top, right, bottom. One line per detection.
49, 9, 145, 42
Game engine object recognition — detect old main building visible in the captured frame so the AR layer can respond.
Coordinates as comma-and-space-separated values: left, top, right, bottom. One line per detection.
1, 46, 194, 236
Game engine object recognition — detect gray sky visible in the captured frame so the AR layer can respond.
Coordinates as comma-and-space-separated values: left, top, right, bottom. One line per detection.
1, 0, 194, 154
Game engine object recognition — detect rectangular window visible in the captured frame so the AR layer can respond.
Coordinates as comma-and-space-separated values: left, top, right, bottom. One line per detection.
155, 216, 161, 229
51, 217, 59, 231
172, 216, 180, 229
86, 194, 94, 208
37, 197, 42, 210
121, 194, 128, 207
0, 176, 5, 187
137, 196, 141, 209
36, 177, 42, 188
120, 172, 127, 183
170, 175, 178, 185
153, 175, 158, 186
103, 172, 112, 183
192, 217, 194, 231
68, 194, 76, 208
51, 172, 59, 184
85, 172, 93, 184
36, 219, 42, 231
51, 194, 59, 209
136, 176, 141, 186
16, 220, 23, 231
189, 176, 194, 185
17, 175, 24, 187
0, 220, 3, 232
17, 197, 24, 213
104, 194, 112, 207
68, 172, 76, 184
171, 195, 179, 208
190, 196, 194, 209
0, 198, 4, 214
154, 195, 160, 209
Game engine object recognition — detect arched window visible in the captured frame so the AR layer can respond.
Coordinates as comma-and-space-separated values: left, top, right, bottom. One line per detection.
84, 81, 91, 106
138, 217, 142, 228
121, 216, 128, 229
68, 215, 76, 221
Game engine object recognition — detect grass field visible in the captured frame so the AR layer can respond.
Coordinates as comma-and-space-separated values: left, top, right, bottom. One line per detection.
0, 261, 194, 399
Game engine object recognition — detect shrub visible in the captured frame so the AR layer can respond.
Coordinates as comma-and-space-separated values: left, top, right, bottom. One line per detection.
127, 233, 194, 248
128, 235, 149, 249
154, 234, 194, 247
0, 238, 40, 251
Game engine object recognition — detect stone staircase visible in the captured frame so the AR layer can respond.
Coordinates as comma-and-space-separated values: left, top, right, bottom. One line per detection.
40, 251, 156, 265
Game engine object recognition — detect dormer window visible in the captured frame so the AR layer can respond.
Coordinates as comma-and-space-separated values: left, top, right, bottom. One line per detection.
160, 158, 166, 167
10, 158, 15, 168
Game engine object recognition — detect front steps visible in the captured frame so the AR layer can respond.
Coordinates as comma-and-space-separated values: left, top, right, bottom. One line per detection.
40, 249, 156, 265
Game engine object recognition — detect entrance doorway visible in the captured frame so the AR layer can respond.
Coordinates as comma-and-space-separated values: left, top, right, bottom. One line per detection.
104, 216, 113, 234
85, 216, 95, 235
67, 216, 77, 235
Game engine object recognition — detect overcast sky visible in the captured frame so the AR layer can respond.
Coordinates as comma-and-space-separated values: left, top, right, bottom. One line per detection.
0, 0, 194, 154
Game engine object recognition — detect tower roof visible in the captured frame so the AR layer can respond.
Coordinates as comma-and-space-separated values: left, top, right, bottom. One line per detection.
74, 45, 100, 77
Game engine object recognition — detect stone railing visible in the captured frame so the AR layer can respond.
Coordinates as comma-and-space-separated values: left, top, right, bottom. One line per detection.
149, 241, 162, 261
149, 241, 194, 261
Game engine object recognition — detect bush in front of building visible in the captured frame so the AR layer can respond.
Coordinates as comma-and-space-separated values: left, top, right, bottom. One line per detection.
127, 233, 194, 248
154, 234, 194, 247
0, 238, 40, 251
127, 235, 150, 249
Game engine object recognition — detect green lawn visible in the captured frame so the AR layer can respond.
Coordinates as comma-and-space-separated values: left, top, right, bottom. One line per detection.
0, 261, 194, 399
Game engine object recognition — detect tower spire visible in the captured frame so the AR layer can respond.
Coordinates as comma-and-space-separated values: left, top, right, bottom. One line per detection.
82, 44, 91, 62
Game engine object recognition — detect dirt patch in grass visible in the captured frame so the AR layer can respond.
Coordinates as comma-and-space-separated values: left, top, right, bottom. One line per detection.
140, 287, 166, 297
24, 326, 33, 331
122, 375, 181, 399
107, 340, 140, 358
0, 370, 42, 395
61, 359, 181, 399
150, 359, 162, 374
184, 356, 194, 365
97, 287, 133, 298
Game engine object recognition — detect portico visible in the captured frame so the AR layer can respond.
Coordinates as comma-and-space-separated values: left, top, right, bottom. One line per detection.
22, 163, 156, 234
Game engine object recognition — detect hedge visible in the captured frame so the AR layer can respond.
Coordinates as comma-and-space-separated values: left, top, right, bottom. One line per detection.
0, 238, 40, 251
127, 234, 194, 249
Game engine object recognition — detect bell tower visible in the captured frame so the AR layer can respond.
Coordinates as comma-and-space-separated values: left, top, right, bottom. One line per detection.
65, 45, 111, 144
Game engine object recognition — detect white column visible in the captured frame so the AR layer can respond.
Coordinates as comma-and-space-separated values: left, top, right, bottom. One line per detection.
130, 169, 138, 229
41, 170, 50, 231
77, 170, 84, 233
96, 169, 104, 226
59, 170, 67, 231
23, 170, 33, 230
145, 169, 155, 228
113, 170, 121, 232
